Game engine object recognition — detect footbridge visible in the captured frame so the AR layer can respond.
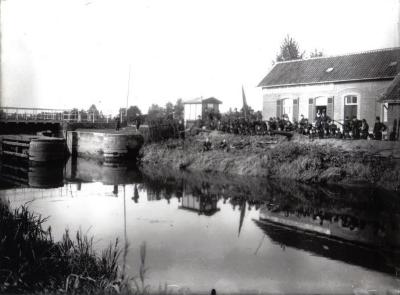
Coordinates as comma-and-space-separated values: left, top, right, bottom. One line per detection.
0, 107, 116, 137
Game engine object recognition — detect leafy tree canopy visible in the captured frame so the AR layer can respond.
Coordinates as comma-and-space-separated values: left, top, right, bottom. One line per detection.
165, 102, 174, 119
174, 98, 184, 121
126, 105, 142, 123
147, 104, 166, 121
88, 104, 99, 114
276, 35, 304, 62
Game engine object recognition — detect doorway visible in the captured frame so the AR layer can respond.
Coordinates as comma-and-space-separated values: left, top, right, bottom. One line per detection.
316, 105, 327, 115
315, 96, 327, 117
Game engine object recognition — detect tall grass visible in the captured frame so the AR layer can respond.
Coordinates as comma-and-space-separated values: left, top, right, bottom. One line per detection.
0, 202, 156, 294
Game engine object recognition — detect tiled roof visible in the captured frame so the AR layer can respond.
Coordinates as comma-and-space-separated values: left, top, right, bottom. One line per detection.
183, 97, 202, 104
380, 73, 400, 102
203, 97, 222, 104
183, 97, 222, 104
258, 48, 400, 88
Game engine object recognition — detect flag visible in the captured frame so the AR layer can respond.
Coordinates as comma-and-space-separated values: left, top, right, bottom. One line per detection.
238, 200, 246, 237
242, 85, 248, 120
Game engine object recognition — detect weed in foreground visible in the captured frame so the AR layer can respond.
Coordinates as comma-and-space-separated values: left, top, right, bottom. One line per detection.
0, 202, 164, 294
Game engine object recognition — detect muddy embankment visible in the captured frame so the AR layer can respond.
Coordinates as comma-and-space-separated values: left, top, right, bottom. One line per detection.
140, 131, 400, 191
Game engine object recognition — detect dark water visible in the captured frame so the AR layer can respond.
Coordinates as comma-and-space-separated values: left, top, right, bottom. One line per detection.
0, 157, 400, 294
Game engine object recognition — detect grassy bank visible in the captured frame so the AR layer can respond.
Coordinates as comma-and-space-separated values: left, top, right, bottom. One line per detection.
0, 201, 152, 294
141, 131, 400, 191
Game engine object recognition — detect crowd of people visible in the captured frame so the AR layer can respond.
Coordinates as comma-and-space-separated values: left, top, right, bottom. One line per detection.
196, 109, 270, 136
292, 110, 388, 140
195, 108, 389, 141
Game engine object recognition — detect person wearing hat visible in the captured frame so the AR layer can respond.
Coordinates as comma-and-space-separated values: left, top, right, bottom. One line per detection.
373, 116, 387, 140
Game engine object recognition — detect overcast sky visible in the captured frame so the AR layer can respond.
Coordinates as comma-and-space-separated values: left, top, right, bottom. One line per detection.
1, 0, 398, 115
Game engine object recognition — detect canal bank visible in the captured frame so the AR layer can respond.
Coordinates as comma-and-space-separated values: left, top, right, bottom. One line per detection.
141, 131, 400, 191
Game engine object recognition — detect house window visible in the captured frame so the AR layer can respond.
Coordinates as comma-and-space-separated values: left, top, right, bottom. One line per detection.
383, 103, 388, 122
282, 98, 293, 120
207, 103, 214, 109
344, 95, 357, 105
344, 95, 358, 120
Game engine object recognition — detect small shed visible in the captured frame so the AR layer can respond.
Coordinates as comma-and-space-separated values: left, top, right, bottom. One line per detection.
183, 97, 222, 124
380, 72, 400, 136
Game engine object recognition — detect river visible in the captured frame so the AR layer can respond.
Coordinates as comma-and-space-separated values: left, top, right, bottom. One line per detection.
0, 157, 399, 294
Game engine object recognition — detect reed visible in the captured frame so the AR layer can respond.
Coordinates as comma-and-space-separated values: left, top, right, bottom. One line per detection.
0, 202, 160, 294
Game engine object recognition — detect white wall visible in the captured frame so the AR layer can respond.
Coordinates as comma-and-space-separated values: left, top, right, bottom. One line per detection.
184, 104, 202, 122
262, 80, 392, 127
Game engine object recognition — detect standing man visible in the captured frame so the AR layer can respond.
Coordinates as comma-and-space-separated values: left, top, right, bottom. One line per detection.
351, 116, 360, 139
373, 116, 387, 140
135, 115, 141, 130
343, 116, 351, 139
361, 119, 369, 139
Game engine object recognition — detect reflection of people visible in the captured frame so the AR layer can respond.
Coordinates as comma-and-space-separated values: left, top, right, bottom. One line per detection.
132, 184, 139, 203
113, 185, 118, 196
115, 116, 121, 131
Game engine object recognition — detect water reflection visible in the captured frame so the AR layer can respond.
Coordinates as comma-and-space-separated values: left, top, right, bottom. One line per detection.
65, 157, 142, 185
0, 158, 400, 293
0, 157, 64, 188
140, 166, 400, 276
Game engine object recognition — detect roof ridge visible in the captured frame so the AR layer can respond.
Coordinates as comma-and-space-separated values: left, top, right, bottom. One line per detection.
274, 46, 400, 64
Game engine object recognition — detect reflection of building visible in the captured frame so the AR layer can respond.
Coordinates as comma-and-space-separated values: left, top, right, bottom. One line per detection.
147, 190, 162, 201
258, 206, 400, 247
254, 205, 400, 275
183, 97, 222, 125
179, 193, 220, 216
254, 217, 399, 276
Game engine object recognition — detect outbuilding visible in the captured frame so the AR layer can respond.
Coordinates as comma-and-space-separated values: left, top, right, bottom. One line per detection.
183, 97, 222, 125
380, 72, 400, 137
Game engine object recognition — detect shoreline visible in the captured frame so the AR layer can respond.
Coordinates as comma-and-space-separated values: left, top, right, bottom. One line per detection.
140, 131, 400, 192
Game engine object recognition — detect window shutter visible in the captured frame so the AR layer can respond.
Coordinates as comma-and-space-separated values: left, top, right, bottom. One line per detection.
327, 96, 334, 118
276, 99, 282, 118
293, 98, 299, 122
308, 98, 315, 122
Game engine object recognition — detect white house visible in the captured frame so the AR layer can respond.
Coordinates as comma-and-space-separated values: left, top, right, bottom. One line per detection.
258, 48, 400, 131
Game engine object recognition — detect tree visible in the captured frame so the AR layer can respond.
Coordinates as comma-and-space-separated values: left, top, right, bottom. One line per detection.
310, 48, 324, 58
126, 105, 142, 123
87, 104, 99, 121
147, 104, 166, 122
88, 104, 99, 114
276, 35, 304, 62
174, 98, 184, 121
165, 102, 174, 120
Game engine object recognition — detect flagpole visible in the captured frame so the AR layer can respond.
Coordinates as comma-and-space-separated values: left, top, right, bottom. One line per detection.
126, 65, 131, 119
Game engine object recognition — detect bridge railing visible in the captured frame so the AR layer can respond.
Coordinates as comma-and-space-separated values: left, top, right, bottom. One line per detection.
0, 107, 113, 123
